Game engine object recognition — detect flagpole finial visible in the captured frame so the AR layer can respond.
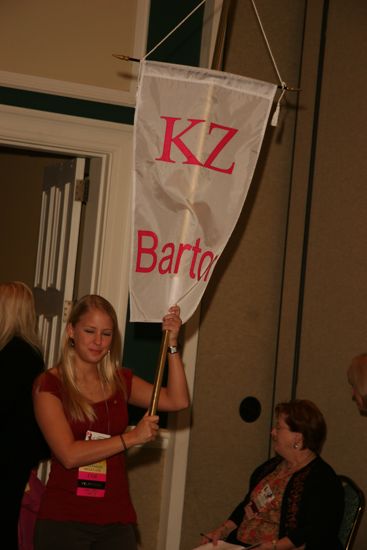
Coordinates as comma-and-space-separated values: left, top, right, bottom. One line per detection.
277, 82, 301, 92
284, 85, 302, 92
112, 54, 141, 63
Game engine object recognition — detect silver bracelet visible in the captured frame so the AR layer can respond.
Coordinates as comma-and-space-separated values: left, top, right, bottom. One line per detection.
167, 345, 179, 354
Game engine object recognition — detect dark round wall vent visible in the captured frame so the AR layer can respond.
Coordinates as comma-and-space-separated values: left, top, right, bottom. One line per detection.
239, 396, 261, 423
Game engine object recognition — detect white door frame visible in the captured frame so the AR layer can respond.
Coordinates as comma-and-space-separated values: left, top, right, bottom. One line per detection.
0, 104, 132, 332
0, 103, 198, 550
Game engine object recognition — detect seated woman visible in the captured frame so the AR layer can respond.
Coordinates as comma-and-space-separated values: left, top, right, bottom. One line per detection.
201, 399, 344, 550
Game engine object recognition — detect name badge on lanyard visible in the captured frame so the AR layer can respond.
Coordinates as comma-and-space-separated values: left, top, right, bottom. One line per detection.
77, 430, 110, 498
253, 483, 274, 510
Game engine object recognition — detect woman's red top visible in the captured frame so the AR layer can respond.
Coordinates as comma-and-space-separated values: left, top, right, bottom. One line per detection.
35, 368, 137, 525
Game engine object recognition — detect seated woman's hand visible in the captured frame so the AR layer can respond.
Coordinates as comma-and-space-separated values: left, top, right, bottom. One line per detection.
200, 520, 236, 546
199, 527, 222, 546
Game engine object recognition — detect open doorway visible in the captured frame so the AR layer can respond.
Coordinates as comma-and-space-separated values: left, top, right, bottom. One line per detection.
0, 146, 74, 286
0, 147, 103, 367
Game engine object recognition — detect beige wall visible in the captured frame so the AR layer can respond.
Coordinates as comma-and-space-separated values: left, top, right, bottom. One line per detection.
126, 445, 166, 549
182, 1, 367, 549
293, 0, 367, 546
0, 0, 137, 92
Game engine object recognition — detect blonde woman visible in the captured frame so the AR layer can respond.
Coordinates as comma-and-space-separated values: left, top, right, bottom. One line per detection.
0, 281, 49, 549
33, 294, 189, 550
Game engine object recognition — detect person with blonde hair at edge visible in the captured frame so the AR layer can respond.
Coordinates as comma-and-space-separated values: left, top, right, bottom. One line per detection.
347, 353, 367, 415
0, 281, 49, 550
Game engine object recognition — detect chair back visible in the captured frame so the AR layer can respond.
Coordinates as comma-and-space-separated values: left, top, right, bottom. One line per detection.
338, 475, 365, 550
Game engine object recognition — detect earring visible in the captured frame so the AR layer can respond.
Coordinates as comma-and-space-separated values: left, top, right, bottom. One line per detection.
293, 442, 299, 449
69, 337, 75, 347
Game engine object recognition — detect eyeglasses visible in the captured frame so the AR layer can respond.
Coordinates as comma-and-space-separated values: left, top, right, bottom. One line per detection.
273, 424, 291, 431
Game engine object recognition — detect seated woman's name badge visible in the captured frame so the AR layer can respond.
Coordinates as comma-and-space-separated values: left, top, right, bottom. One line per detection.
254, 483, 274, 510
76, 430, 110, 498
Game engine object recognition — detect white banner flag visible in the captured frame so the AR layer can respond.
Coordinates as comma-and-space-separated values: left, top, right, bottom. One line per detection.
129, 60, 276, 323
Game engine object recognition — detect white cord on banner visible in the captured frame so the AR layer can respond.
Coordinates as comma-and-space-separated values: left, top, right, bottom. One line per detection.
113, 0, 298, 127
250, 0, 290, 126
250, 0, 283, 85
142, 0, 207, 61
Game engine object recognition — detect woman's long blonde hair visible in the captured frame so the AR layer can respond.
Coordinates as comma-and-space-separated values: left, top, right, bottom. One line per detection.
0, 281, 41, 352
58, 294, 126, 422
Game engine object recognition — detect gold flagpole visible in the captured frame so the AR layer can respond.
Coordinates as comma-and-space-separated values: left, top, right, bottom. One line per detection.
148, 329, 170, 415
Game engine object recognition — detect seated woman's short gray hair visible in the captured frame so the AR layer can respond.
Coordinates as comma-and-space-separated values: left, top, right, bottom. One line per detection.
275, 399, 327, 454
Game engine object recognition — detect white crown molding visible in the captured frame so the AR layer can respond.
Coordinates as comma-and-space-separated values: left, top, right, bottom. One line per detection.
0, 70, 137, 106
